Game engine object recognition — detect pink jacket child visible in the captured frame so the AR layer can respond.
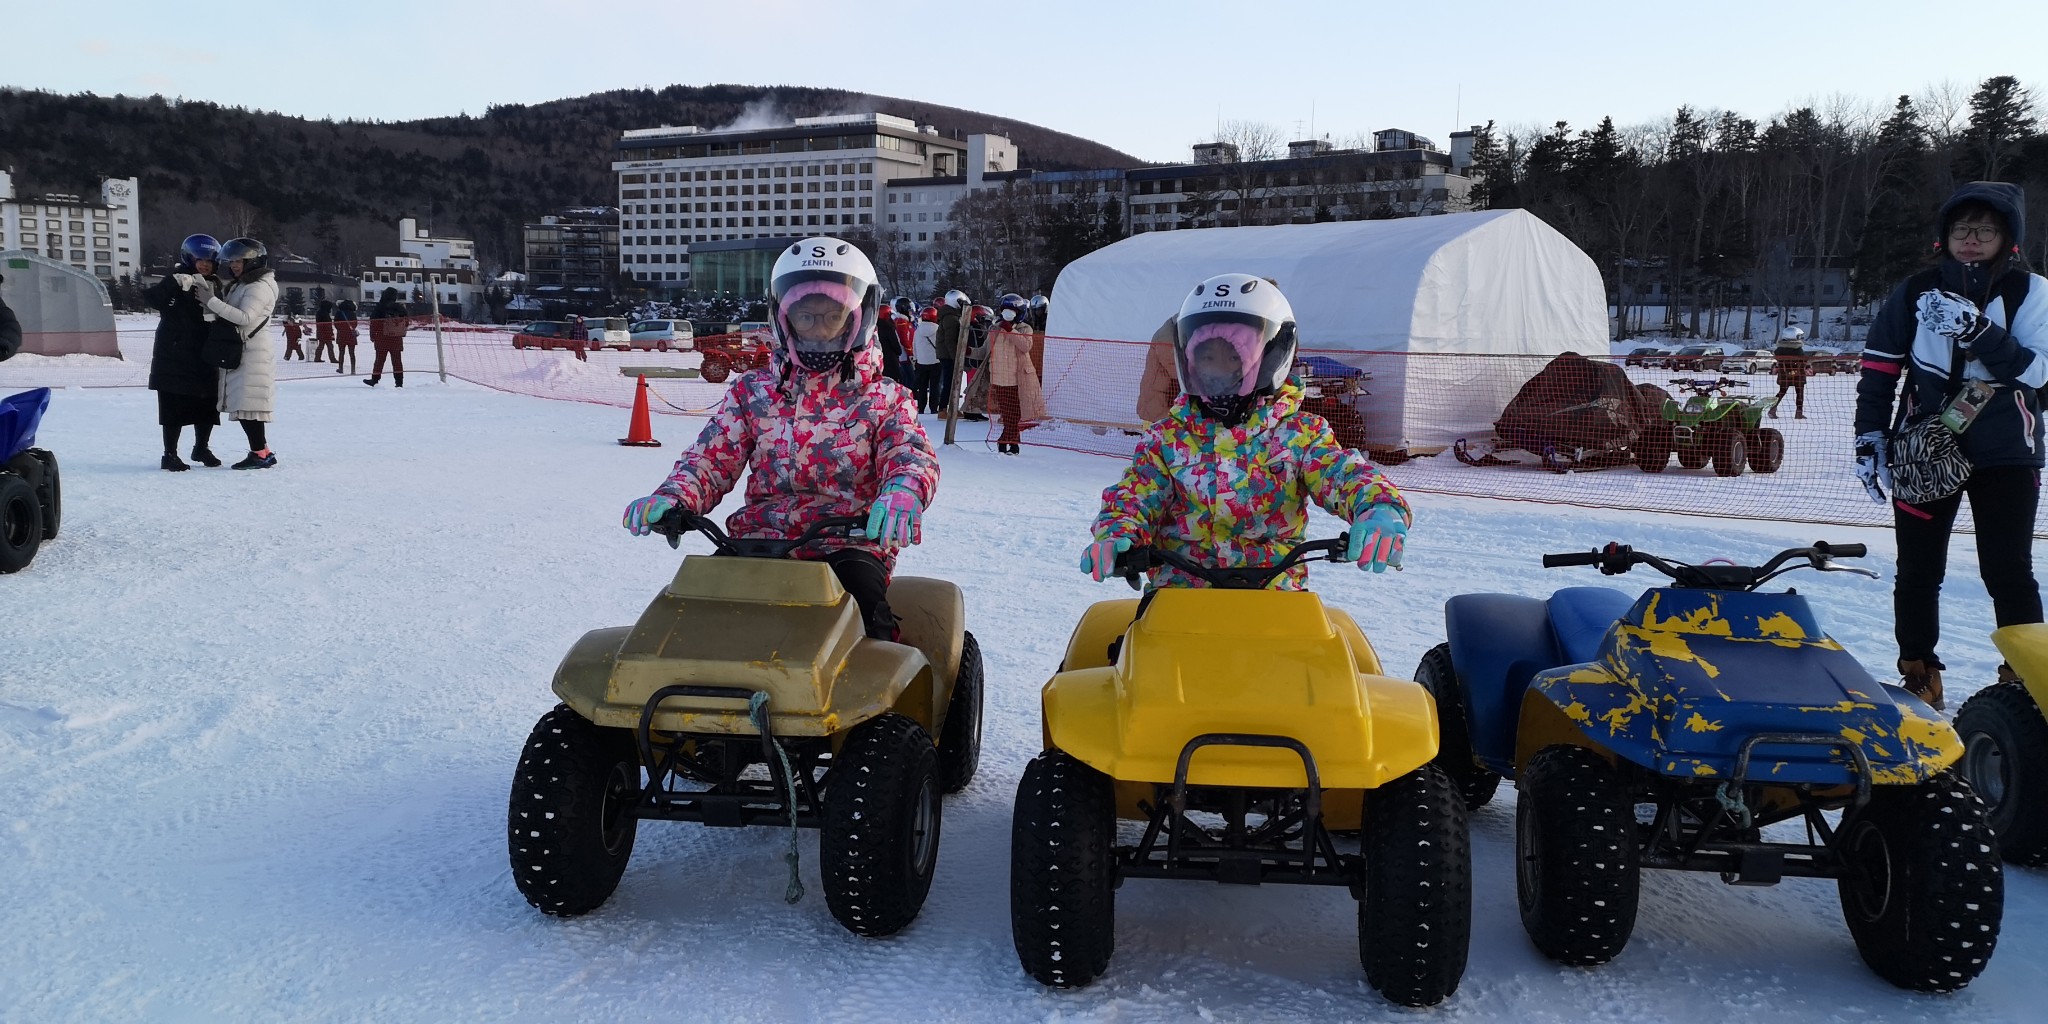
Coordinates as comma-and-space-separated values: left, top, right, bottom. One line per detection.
622, 238, 939, 640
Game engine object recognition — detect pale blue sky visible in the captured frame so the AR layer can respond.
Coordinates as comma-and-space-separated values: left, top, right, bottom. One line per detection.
7, 0, 2043, 164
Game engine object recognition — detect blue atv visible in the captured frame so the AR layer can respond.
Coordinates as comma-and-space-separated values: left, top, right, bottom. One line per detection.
1, 387, 59, 573
1419, 541, 2003, 993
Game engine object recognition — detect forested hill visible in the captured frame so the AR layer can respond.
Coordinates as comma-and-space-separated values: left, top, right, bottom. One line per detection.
0, 83, 1143, 273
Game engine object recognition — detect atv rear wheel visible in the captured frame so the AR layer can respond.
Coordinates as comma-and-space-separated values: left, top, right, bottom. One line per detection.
821, 712, 941, 937
26, 449, 58, 540
508, 704, 641, 917
0, 474, 44, 574
1956, 681, 2048, 864
1676, 442, 1709, 471
1745, 427, 1785, 474
937, 631, 984, 793
699, 355, 732, 383
1414, 643, 1500, 807
1516, 744, 1640, 965
1010, 750, 1116, 988
1710, 427, 1748, 477
1360, 764, 1472, 1007
1837, 771, 2003, 991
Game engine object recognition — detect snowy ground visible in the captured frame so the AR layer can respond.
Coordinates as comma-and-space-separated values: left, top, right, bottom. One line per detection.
3, 366, 2043, 1022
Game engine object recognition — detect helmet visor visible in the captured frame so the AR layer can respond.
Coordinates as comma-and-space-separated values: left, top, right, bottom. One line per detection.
1175, 310, 1274, 399
773, 271, 867, 356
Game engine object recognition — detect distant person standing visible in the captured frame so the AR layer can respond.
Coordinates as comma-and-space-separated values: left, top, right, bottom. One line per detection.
988, 293, 1047, 454
144, 234, 224, 470
334, 297, 360, 375
1771, 324, 1808, 419
312, 299, 337, 363
1136, 314, 1181, 423
364, 287, 408, 386
912, 305, 942, 413
282, 314, 306, 360
891, 297, 917, 386
937, 290, 967, 413
204, 237, 281, 469
876, 303, 905, 383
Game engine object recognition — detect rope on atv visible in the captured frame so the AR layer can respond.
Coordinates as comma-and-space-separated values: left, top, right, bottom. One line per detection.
749, 692, 806, 904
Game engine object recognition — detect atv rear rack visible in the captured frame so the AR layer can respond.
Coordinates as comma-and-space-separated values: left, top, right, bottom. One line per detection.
631, 684, 824, 828
1117, 733, 1357, 890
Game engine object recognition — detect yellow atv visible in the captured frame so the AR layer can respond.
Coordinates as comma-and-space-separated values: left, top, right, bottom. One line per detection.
1009, 536, 1470, 1007
1960, 624, 2048, 865
508, 512, 982, 937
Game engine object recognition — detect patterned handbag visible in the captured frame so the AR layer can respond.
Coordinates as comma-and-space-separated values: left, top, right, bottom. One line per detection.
1887, 337, 1972, 505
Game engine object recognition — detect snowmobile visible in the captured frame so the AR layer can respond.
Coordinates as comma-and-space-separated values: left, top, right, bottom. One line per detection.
1010, 535, 1470, 1007
508, 510, 982, 938
1956, 624, 2048, 865
1451, 351, 1668, 473
1645, 376, 1784, 476
1, 387, 60, 574
1422, 540, 2002, 992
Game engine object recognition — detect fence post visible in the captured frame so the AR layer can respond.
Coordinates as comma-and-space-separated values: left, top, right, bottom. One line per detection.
432, 298, 447, 383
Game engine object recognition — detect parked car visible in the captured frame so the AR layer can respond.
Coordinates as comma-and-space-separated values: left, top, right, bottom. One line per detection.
511, 321, 584, 353
629, 319, 693, 352
586, 316, 631, 350
1667, 345, 1725, 372
1624, 346, 1668, 368
1725, 349, 1776, 374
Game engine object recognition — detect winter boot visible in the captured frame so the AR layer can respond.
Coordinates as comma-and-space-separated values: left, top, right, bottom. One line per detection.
1768, 407, 1779, 419
232, 450, 278, 470
161, 453, 190, 472
364, 376, 380, 387
190, 447, 222, 468
394, 372, 403, 388
1900, 657, 1946, 711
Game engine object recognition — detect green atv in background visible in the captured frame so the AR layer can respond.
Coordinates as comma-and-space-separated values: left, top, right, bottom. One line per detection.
1637, 377, 1785, 477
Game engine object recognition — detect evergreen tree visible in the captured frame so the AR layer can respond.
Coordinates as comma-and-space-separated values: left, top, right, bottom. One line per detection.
1853, 96, 1935, 303
1464, 120, 1502, 210
1958, 75, 2037, 182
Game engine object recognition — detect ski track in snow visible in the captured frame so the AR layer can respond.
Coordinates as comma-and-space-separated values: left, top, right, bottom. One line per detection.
2, 365, 2043, 1023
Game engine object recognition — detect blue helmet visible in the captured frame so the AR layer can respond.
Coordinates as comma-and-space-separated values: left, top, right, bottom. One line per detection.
178, 234, 222, 273
996, 292, 1029, 323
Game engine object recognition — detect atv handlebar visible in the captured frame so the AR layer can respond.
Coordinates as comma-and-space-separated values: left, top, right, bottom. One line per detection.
1114, 534, 1351, 591
1541, 540, 1876, 590
1669, 376, 1748, 392
651, 509, 867, 558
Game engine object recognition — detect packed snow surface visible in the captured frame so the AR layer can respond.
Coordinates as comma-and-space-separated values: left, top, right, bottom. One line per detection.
3, 366, 2043, 1022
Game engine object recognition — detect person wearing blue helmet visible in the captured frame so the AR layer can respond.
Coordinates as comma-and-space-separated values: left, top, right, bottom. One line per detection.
143, 234, 225, 470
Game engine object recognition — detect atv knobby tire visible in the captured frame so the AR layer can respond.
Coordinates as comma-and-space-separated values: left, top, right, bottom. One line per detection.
937, 631, 984, 793
1956, 680, 2048, 865
24, 449, 59, 540
1360, 764, 1472, 1006
1745, 427, 1785, 474
1676, 443, 1710, 471
1633, 425, 1671, 473
508, 704, 642, 917
1414, 643, 1501, 807
1710, 427, 1748, 477
1837, 770, 2003, 991
1516, 744, 1640, 965
820, 712, 941, 937
0, 474, 44, 574
1010, 750, 1117, 988
699, 356, 732, 383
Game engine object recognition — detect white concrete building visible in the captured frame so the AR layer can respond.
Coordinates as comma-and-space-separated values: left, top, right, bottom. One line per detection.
879, 134, 1020, 290
0, 171, 143, 283
397, 216, 477, 271
358, 253, 481, 315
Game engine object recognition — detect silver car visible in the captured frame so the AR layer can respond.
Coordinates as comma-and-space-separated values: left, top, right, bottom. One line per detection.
1726, 349, 1776, 374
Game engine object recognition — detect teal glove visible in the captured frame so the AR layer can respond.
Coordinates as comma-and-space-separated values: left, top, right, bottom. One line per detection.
623, 494, 676, 536
862, 484, 922, 549
1347, 505, 1407, 573
1079, 537, 1133, 581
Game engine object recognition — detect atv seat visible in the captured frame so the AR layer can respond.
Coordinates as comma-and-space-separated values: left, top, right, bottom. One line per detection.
1549, 587, 1635, 666
1, 388, 52, 462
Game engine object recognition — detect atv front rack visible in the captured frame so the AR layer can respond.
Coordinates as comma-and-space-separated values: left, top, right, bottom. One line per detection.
1118, 733, 1357, 890
631, 684, 824, 828
1639, 732, 1874, 885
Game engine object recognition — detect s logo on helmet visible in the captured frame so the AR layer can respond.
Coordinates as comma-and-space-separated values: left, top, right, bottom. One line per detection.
810, 246, 827, 258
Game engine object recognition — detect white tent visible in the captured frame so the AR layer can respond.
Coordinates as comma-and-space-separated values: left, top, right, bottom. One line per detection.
1041, 212, 1608, 453
0, 250, 120, 358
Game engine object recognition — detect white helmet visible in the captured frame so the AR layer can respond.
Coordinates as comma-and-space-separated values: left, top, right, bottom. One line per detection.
1175, 274, 1298, 425
769, 237, 880, 374
1778, 325, 1805, 344
943, 289, 971, 309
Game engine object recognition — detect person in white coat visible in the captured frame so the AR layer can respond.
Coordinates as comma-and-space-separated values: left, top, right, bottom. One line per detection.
199, 237, 281, 468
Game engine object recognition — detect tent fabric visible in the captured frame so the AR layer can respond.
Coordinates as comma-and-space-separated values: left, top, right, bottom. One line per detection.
1041, 212, 1608, 451
0, 251, 120, 358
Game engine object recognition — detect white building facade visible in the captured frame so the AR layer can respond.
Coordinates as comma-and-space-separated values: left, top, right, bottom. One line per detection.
0, 171, 143, 283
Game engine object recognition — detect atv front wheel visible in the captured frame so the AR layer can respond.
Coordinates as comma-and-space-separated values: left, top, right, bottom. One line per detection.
1633, 425, 1670, 473
1710, 427, 1748, 477
0, 474, 44, 574
1837, 771, 2003, 991
821, 712, 941, 937
699, 356, 732, 383
508, 705, 641, 917
1956, 681, 2048, 864
1676, 442, 1709, 471
1516, 744, 1640, 965
27, 449, 58, 540
1010, 750, 1116, 988
937, 631, 984, 793
1360, 764, 1472, 1006
1414, 643, 1501, 807
1745, 427, 1785, 474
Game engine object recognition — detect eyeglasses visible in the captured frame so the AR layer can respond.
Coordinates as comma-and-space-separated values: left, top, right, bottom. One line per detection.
788, 310, 848, 329
1950, 224, 2003, 243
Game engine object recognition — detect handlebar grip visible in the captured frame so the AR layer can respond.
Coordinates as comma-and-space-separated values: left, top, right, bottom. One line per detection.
1816, 542, 1867, 558
1542, 551, 1602, 568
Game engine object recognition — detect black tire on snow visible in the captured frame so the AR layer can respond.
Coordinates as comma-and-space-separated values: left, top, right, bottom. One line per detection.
1414, 643, 1501, 807
1956, 680, 2048, 865
508, 704, 642, 917
1710, 427, 1747, 477
1010, 749, 1117, 988
1516, 744, 1640, 965
937, 631, 984, 793
0, 474, 43, 574
27, 449, 58, 540
821, 712, 941, 937
1837, 770, 2003, 991
700, 356, 731, 383
1745, 427, 1785, 474
1360, 764, 1472, 1007
1634, 425, 1670, 473
1677, 443, 1710, 471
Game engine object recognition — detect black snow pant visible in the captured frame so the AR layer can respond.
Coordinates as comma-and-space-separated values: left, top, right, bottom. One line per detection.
913, 362, 945, 413
1893, 464, 2043, 663
821, 549, 898, 640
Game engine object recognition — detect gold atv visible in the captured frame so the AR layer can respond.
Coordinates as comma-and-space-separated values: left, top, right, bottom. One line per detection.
508, 512, 981, 937
1009, 537, 1470, 1007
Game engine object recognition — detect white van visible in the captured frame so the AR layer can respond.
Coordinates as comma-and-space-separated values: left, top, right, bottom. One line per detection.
586, 317, 631, 350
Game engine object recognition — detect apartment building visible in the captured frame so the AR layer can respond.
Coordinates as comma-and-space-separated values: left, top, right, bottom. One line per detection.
0, 171, 143, 282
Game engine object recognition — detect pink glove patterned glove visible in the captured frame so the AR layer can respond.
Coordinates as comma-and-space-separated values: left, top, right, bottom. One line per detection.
862, 485, 922, 549
1079, 537, 1133, 581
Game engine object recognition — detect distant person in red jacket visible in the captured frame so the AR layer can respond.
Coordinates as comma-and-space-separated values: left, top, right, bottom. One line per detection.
364, 287, 408, 387
334, 297, 360, 375
282, 315, 306, 360
891, 297, 917, 386
312, 300, 337, 362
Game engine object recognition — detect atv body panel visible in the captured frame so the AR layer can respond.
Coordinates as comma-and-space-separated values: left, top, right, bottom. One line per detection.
1990, 623, 2048, 712
1445, 587, 1635, 774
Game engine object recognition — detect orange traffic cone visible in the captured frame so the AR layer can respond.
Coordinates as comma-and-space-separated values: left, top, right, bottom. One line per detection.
619, 375, 661, 447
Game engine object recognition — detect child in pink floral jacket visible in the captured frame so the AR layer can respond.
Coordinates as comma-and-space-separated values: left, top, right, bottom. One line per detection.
622, 239, 939, 639
1081, 274, 1410, 592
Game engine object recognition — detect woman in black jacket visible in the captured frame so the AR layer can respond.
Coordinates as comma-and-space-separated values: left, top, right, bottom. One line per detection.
143, 234, 224, 470
1853, 182, 2048, 708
